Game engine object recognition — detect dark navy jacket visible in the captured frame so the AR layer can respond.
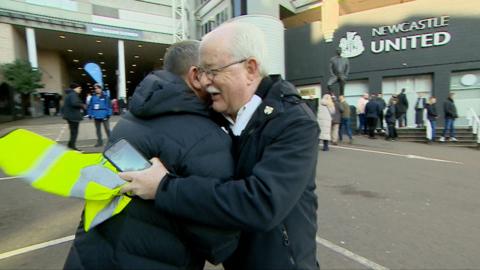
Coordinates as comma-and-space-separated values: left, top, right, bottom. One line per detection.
156, 76, 320, 270
64, 70, 238, 270
385, 105, 397, 124
365, 100, 381, 119
62, 89, 84, 122
396, 92, 409, 113
444, 98, 458, 119
426, 103, 438, 121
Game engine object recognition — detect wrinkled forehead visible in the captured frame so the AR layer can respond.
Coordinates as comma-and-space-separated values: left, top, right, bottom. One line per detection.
199, 30, 233, 68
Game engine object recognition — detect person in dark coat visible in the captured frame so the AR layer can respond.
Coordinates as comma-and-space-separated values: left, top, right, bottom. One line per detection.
396, 88, 409, 127
440, 92, 458, 142
331, 95, 342, 145
414, 92, 427, 128
120, 22, 320, 270
376, 93, 386, 131
62, 83, 84, 150
385, 97, 398, 141
364, 94, 381, 139
426, 96, 438, 142
87, 83, 112, 147
64, 41, 239, 270
338, 95, 353, 143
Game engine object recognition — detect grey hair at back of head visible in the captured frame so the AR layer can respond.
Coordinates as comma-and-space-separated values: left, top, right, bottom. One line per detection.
222, 22, 269, 77
163, 40, 200, 77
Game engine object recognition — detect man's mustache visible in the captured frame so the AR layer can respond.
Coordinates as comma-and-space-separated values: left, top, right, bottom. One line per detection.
206, 86, 221, 94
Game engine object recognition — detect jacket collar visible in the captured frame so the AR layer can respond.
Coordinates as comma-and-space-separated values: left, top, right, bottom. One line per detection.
239, 75, 295, 136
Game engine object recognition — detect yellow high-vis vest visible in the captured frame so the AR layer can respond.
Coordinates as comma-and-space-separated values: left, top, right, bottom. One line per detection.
0, 129, 131, 231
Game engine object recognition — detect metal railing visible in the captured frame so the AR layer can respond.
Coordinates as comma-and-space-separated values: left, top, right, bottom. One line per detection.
469, 108, 480, 144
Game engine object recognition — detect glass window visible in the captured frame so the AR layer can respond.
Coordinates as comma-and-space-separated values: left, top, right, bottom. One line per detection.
450, 70, 480, 126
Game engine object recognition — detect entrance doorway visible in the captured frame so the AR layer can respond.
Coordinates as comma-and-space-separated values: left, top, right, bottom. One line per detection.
382, 74, 432, 127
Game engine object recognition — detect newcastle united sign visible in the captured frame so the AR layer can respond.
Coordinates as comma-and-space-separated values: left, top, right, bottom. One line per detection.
339, 16, 452, 57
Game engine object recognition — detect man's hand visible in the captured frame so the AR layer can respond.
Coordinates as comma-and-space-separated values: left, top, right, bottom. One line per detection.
119, 157, 169, 200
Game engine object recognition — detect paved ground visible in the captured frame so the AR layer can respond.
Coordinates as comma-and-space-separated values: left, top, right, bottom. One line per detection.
0, 115, 479, 269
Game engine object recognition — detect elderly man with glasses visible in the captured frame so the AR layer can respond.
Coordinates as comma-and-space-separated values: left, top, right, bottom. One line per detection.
121, 21, 320, 270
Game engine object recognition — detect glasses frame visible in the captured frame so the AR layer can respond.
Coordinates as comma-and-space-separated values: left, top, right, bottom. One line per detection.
198, 58, 248, 81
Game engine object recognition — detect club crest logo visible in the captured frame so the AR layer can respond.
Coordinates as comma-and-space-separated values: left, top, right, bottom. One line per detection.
264, 106, 274, 115
339, 32, 365, 58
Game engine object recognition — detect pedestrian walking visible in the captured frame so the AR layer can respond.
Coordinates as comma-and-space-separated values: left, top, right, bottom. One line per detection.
339, 95, 353, 143
415, 92, 427, 128
87, 83, 112, 147
385, 97, 398, 141
426, 96, 438, 142
376, 93, 386, 132
365, 94, 381, 139
318, 93, 335, 150
439, 92, 458, 142
396, 88, 409, 127
331, 95, 342, 145
62, 83, 85, 150
357, 93, 368, 134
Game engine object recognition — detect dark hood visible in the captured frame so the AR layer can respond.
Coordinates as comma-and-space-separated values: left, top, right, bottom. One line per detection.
129, 70, 208, 119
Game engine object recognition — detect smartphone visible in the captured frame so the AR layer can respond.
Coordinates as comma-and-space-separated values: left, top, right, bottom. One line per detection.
103, 139, 151, 172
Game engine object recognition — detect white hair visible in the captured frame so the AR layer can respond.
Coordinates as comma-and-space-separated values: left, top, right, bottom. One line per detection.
215, 21, 269, 77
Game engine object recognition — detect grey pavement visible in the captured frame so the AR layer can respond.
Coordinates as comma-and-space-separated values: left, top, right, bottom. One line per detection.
0, 116, 479, 269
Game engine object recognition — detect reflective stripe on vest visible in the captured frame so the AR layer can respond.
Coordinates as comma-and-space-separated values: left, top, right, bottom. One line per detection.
0, 129, 132, 231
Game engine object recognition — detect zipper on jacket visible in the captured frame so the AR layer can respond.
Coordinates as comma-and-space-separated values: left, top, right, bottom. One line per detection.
281, 224, 296, 266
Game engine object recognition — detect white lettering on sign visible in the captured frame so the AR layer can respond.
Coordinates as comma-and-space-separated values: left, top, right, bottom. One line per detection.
371, 32, 451, 53
372, 16, 450, 36
91, 27, 139, 38
339, 16, 451, 56
369, 16, 451, 54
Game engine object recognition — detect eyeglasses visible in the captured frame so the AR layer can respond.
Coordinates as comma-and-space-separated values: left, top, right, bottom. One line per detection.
197, 58, 247, 81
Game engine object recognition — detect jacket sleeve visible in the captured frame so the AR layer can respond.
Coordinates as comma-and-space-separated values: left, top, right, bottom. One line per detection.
179, 129, 234, 180
87, 97, 93, 116
107, 98, 113, 117
72, 94, 84, 109
155, 118, 319, 232
173, 129, 238, 264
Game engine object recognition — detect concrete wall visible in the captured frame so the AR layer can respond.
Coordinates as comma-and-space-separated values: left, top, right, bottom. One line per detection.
0, 0, 174, 42
0, 23, 20, 64
247, 0, 279, 17
37, 50, 66, 94
59, 55, 69, 92
0, 23, 27, 84
12, 27, 27, 61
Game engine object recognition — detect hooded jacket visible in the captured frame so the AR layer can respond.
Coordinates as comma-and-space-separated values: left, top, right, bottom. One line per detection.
62, 89, 84, 122
64, 70, 238, 270
443, 97, 458, 118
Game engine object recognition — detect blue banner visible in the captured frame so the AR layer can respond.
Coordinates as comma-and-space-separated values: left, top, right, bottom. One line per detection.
84, 62, 103, 87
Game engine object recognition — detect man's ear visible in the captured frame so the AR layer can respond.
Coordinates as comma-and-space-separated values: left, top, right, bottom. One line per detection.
245, 58, 259, 83
187, 66, 202, 90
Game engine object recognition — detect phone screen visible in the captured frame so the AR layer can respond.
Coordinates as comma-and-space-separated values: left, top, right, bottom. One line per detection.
104, 139, 151, 172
